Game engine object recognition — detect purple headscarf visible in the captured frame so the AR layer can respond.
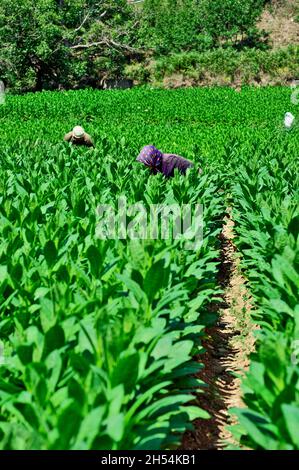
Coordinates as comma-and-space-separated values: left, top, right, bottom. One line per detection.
136, 145, 163, 168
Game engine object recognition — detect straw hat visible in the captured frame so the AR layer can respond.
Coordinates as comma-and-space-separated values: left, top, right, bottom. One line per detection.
72, 126, 85, 139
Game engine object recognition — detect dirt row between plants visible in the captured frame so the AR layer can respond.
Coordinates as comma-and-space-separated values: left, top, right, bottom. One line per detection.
181, 209, 256, 450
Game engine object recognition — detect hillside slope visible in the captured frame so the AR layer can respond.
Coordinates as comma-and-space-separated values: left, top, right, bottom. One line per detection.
258, 0, 299, 48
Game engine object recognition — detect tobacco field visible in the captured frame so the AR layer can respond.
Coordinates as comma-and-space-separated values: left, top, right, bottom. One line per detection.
0, 87, 298, 450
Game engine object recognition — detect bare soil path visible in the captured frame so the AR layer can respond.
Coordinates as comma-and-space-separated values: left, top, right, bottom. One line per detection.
181, 210, 256, 450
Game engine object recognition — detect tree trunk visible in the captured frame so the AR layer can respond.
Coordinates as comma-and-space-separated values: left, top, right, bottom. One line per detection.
35, 67, 43, 92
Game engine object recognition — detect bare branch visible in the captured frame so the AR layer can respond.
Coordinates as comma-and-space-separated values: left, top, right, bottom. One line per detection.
74, 8, 107, 33
70, 41, 106, 50
109, 38, 143, 54
70, 38, 145, 54
74, 13, 91, 33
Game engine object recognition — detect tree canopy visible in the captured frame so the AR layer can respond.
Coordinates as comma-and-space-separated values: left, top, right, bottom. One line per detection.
0, 0, 137, 91
0, 0, 267, 92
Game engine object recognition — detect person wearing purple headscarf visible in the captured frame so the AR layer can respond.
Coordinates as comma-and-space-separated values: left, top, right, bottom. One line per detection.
136, 145, 196, 177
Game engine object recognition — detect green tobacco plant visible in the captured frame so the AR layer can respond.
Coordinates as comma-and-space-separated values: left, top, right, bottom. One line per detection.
229, 141, 299, 449
0, 87, 298, 449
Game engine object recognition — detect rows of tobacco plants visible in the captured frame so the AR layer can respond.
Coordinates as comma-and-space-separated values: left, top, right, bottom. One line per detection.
0, 86, 298, 449
228, 133, 299, 449
0, 135, 225, 448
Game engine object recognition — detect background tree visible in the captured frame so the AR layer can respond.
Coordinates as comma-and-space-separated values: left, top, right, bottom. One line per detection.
0, 0, 272, 92
139, 0, 208, 54
139, 0, 266, 53
0, 0, 137, 92
199, 0, 266, 47
0, 0, 66, 91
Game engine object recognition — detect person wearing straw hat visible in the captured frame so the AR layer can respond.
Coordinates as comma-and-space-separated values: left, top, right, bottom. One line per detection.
64, 126, 94, 147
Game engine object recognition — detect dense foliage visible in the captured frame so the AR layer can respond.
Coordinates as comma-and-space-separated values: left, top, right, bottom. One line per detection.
0, 0, 285, 92
0, 86, 298, 449
199, 0, 266, 47
140, 0, 266, 53
138, 0, 206, 54
126, 45, 299, 87
0, 0, 136, 92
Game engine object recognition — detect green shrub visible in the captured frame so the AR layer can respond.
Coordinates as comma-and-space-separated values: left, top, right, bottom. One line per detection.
139, 0, 267, 54
134, 46, 299, 86
199, 0, 265, 45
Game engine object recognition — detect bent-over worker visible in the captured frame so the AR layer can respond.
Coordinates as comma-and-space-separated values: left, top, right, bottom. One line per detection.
136, 145, 198, 177
64, 126, 94, 147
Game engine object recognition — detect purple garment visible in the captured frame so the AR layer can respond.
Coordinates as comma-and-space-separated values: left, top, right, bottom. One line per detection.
160, 153, 194, 177
137, 146, 193, 177
136, 145, 163, 168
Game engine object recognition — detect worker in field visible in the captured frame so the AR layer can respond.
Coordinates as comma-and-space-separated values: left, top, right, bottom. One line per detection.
64, 126, 94, 147
136, 145, 201, 177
